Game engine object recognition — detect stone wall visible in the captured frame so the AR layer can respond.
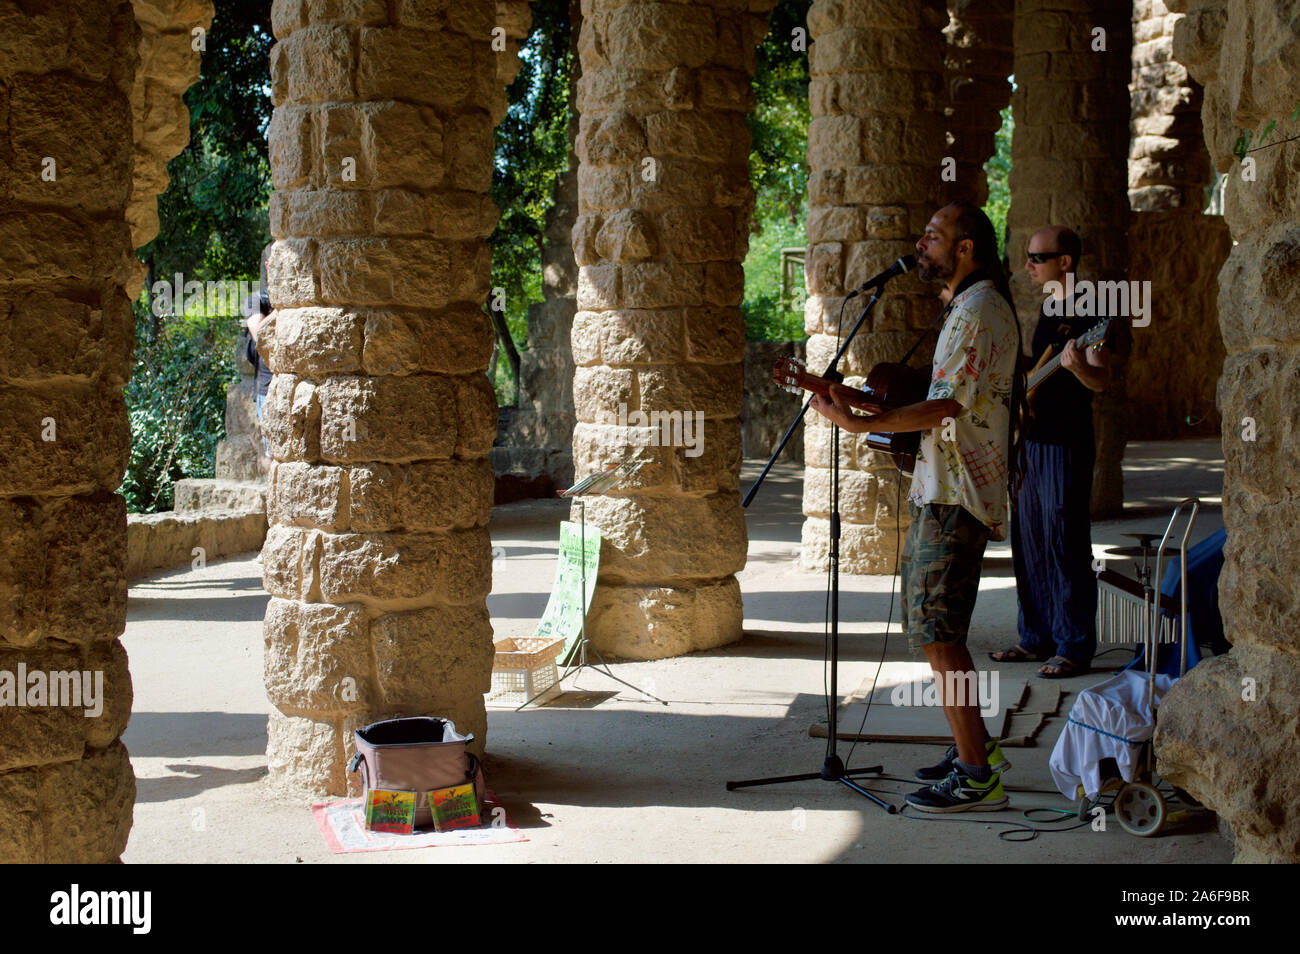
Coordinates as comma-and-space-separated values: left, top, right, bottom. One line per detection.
0, 0, 201, 863
260, 0, 529, 794
1156, 0, 1300, 863
217, 341, 269, 481
800, 0, 947, 574
1126, 0, 1228, 440
569, 0, 775, 657
743, 340, 805, 463
1007, 0, 1133, 517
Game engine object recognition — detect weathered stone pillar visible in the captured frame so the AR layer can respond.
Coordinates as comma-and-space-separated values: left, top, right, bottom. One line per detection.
801, 0, 948, 574
1007, 0, 1132, 516
942, 0, 1014, 205
1126, 0, 1229, 439
0, 0, 211, 862
1156, 0, 1300, 863
570, 0, 775, 657
261, 0, 528, 794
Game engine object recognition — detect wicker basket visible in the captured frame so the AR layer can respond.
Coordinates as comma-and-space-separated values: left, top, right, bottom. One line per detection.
491, 637, 565, 670
487, 637, 565, 705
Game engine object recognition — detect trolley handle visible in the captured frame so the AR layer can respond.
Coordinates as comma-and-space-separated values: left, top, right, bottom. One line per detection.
1151, 497, 1199, 682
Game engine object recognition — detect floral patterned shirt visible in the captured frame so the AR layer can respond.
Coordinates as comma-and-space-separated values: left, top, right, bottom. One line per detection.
907, 279, 1019, 540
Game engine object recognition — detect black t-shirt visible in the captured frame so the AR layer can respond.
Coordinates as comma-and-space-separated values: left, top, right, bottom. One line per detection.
1026, 298, 1101, 447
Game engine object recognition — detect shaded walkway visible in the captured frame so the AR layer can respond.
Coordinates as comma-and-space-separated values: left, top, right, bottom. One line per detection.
121, 439, 1229, 863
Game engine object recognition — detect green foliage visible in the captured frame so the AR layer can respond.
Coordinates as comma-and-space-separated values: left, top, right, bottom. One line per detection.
985, 104, 1013, 260
743, 0, 811, 342
139, 0, 273, 283
1234, 101, 1300, 160
121, 299, 242, 513
489, 0, 574, 402
741, 216, 807, 342
124, 0, 269, 511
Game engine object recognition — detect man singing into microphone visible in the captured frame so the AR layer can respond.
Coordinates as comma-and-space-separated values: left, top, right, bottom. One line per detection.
811, 203, 1020, 812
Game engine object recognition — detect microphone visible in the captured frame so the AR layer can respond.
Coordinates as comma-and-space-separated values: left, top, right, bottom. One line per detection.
845, 254, 917, 298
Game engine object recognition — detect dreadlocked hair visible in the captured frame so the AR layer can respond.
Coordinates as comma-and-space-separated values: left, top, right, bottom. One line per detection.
946, 201, 1028, 498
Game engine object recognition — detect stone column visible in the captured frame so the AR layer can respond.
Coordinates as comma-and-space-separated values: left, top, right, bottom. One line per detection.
570, 0, 775, 657
942, 0, 1014, 205
1125, 0, 1229, 439
0, 0, 148, 862
261, 0, 528, 794
801, 0, 948, 574
1007, 0, 1132, 517
1156, 0, 1300, 863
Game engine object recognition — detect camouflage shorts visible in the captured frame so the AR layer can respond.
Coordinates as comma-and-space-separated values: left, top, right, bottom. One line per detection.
901, 503, 990, 651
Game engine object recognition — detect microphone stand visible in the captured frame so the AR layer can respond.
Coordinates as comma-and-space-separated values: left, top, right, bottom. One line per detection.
727, 283, 897, 813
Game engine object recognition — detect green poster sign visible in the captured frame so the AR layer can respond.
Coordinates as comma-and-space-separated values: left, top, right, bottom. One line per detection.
532, 520, 601, 666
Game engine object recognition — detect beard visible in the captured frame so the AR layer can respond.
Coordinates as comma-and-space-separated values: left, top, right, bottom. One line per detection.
917, 248, 956, 284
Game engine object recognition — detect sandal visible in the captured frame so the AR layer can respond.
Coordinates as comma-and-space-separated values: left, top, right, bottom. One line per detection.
988, 645, 1043, 663
1037, 656, 1087, 679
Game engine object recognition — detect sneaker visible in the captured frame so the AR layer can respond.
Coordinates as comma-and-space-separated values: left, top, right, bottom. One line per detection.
905, 767, 1009, 813
914, 739, 1011, 781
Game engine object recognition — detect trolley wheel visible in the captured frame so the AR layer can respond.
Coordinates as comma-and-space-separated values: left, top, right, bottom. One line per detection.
1115, 782, 1167, 837
1076, 794, 1092, 821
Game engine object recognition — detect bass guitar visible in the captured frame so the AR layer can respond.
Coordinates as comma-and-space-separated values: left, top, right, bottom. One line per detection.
774, 357, 929, 473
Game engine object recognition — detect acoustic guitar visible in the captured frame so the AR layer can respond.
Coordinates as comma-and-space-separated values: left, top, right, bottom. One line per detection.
774, 357, 930, 473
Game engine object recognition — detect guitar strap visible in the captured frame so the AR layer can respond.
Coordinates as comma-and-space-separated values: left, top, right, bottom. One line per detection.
899, 298, 957, 366
899, 266, 991, 366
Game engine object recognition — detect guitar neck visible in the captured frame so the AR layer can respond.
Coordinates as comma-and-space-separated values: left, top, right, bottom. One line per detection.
1027, 351, 1066, 392
793, 374, 879, 413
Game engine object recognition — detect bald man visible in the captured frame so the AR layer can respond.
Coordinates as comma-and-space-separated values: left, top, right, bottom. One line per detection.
989, 226, 1109, 678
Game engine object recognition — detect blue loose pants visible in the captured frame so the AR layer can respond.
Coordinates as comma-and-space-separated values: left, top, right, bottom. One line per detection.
1011, 440, 1097, 665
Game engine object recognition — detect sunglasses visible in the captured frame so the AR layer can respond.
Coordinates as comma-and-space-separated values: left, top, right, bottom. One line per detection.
1026, 251, 1063, 264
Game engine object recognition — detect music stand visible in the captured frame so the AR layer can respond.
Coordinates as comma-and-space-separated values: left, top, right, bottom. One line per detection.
517, 461, 667, 709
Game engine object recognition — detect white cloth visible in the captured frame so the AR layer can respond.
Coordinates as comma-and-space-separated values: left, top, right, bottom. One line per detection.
1048, 669, 1175, 800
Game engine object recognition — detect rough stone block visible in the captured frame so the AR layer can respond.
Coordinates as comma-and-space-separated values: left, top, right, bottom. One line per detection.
317, 527, 492, 604
316, 374, 457, 462
684, 306, 745, 364
357, 27, 473, 109
365, 102, 445, 188
317, 238, 450, 308
586, 576, 742, 660
9, 75, 132, 213
266, 709, 347, 797
37, 742, 134, 863
268, 307, 365, 374
349, 458, 494, 531
268, 462, 349, 531
265, 598, 372, 712
581, 492, 746, 583
370, 603, 492, 710
638, 362, 742, 418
